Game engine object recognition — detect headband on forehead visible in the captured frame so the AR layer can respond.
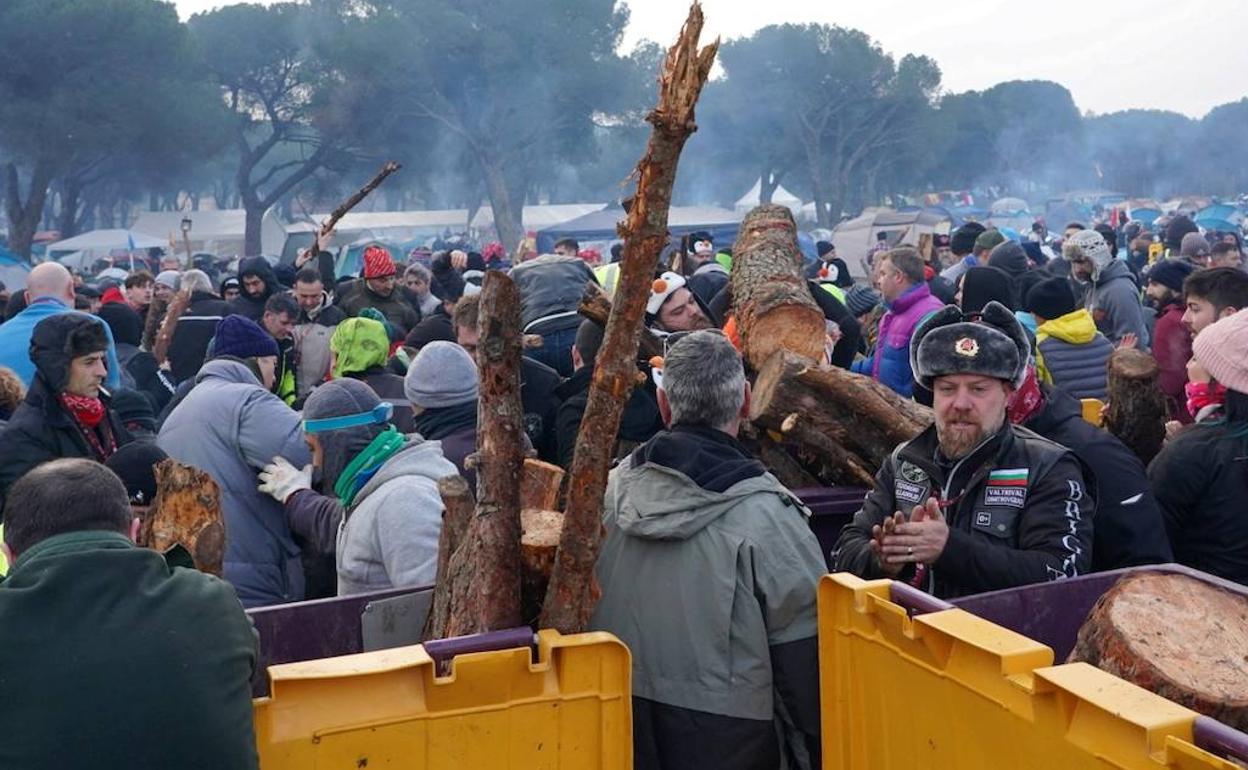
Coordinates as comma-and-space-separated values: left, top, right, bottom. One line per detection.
303, 402, 394, 434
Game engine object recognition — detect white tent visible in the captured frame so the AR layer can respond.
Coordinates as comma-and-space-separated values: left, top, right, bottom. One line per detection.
285, 210, 470, 242
470, 203, 605, 232
46, 229, 166, 261
131, 208, 286, 257
831, 208, 952, 278
734, 179, 803, 214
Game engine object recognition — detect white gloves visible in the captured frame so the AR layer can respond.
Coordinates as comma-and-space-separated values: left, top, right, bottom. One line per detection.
258, 456, 313, 504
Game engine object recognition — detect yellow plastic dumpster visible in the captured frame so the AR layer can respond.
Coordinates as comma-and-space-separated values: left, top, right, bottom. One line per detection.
254, 628, 631, 769
818, 573, 1242, 770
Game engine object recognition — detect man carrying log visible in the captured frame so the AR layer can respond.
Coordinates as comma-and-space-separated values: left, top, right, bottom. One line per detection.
833, 301, 1095, 599
590, 330, 825, 770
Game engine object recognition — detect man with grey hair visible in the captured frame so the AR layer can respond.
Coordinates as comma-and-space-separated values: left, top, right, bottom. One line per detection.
402, 263, 440, 318
590, 329, 825, 770
168, 269, 234, 384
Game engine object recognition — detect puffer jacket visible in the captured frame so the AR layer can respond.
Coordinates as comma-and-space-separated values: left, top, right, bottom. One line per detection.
833, 422, 1095, 599
590, 425, 825, 770
1087, 260, 1150, 349
851, 282, 944, 397
1034, 308, 1114, 400
509, 254, 597, 331
335, 438, 456, 595
158, 359, 310, 607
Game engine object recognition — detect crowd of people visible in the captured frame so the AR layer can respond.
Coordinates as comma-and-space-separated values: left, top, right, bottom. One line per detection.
0, 212, 1245, 769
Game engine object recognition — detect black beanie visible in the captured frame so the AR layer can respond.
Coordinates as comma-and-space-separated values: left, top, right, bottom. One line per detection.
1165, 215, 1199, 252
1025, 277, 1079, 320
97, 302, 144, 347
951, 222, 987, 257
960, 266, 1016, 313
105, 439, 168, 506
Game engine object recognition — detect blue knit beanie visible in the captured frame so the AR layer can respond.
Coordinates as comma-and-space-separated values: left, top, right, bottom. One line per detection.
213, 314, 279, 359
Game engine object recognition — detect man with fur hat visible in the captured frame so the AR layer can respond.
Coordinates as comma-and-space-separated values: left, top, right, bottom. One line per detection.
646, 272, 715, 335
337, 245, 421, 336
1144, 260, 1197, 421
0, 314, 133, 509
256, 378, 455, 596
158, 314, 310, 607
1063, 229, 1150, 348
833, 302, 1094, 598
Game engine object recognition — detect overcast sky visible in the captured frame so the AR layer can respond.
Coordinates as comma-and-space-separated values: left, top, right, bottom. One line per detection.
173, 0, 1242, 118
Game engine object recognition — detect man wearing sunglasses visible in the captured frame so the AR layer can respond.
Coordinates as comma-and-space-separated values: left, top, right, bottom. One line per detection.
833, 302, 1094, 599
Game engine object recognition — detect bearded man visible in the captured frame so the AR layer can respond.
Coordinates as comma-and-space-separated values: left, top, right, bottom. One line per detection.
832, 301, 1094, 598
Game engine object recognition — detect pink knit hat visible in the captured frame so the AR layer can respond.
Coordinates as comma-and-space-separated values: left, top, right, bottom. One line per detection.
1193, 308, 1248, 394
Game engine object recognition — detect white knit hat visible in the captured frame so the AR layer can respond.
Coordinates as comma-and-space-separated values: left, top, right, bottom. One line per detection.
646, 272, 688, 317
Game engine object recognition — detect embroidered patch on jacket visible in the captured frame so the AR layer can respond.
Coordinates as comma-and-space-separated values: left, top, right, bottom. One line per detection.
895, 479, 926, 505
899, 461, 928, 483
974, 510, 1014, 533
987, 468, 1029, 487
983, 487, 1027, 508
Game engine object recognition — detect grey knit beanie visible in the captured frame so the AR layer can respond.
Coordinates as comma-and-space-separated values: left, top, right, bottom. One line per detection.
404, 341, 479, 409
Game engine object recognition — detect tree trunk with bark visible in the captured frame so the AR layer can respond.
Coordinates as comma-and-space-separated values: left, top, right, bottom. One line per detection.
750, 351, 932, 480
730, 204, 827, 370
422, 475, 475, 641
1070, 571, 1248, 731
5, 160, 56, 258
143, 459, 226, 577
480, 152, 523, 259
538, 2, 719, 635
1104, 348, 1167, 466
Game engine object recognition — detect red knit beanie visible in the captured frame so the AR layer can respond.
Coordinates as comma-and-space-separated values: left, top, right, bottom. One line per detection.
362, 245, 396, 279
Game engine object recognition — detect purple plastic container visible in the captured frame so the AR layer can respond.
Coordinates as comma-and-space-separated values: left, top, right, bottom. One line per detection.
795, 486, 867, 568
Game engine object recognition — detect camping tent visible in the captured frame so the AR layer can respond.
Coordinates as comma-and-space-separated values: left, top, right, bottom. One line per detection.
45, 230, 166, 269
131, 209, 286, 257
831, 208, 952, 278
282, 209, 471, 263
0, 247, 30, 291
470, 203, 605, 234
1194, 204, 1244, 234
535, 205, 742, 254
734, 179, 802, 215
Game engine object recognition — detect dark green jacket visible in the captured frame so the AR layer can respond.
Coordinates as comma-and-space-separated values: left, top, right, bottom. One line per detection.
0, 531, 259, 769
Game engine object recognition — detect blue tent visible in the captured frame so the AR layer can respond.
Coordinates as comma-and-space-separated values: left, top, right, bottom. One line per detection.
0, 246, 31, 291
1195, 204, 1243, 234
535, 205, 742, 255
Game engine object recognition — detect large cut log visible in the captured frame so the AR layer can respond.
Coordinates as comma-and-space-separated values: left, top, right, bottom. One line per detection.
750, 350, 932, 477
1104, 348, 1167, 465
731, 205, 827, 370
539, 2, 719, 634
1070, 572, 1248, 730
522, 459, 565, 512
520, 508, 564, 623
143, 459, 225, 576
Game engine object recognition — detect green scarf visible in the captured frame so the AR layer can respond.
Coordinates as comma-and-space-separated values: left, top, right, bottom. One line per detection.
335, 426, 406, 509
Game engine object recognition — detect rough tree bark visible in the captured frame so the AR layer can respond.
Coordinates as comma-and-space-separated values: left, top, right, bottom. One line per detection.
1071, 571, 1248, 731
731, 204, 827, 370
538, 2, 719, 634
143, 460, 225, 577
422, 475, 475, 641
1104, 348, 1167, 466
4, 160, 56, 259
750, 350, 932, 479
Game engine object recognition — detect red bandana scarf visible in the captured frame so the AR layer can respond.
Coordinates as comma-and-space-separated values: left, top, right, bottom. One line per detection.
1006, 365, 1045, 425
59, 393, 117, 460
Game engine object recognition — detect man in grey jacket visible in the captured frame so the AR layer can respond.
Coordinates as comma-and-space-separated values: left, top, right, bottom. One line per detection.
1064, 229, 1151, 349
589, 330, 825, 770
159, 315, 310, 607
256, 378, 454, 596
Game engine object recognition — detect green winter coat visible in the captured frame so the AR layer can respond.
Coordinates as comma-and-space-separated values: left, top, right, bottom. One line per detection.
0, 531, 259, 769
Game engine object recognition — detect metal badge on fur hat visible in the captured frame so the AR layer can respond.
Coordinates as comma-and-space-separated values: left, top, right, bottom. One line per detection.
909, 301, 1029, 390
646, 272, 687, 316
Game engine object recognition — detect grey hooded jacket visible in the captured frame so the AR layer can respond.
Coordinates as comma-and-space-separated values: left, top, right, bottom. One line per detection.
589, 453, 826, 723
158, 359, 310, 607
1086, 260, 1151, 349
335, 438, 456, 595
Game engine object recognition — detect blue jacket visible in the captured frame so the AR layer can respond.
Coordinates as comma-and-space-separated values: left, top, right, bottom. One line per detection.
0, 298, 121, 389
158, 359, 310, 607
